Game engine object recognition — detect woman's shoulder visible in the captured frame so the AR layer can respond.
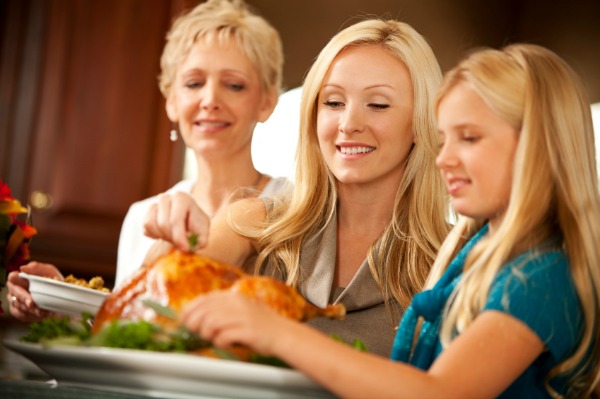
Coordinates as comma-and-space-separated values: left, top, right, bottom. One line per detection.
223, 197, 268, 227
260, 176, 292, 198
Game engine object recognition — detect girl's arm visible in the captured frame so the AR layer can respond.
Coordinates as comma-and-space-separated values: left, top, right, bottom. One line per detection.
182, 292, 544, 399
143, 192, 264, 267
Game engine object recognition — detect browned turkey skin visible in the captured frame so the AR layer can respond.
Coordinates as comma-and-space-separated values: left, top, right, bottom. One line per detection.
93, 249, 345, 334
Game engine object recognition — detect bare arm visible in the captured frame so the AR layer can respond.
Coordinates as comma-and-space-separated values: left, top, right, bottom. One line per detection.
181, 292, 544, 399
143, 192, 265, 267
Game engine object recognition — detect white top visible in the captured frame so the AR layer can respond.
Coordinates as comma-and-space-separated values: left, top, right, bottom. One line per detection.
115, 177, 291, 286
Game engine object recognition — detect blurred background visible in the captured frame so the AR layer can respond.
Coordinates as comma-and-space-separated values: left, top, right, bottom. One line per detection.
1, 0, 600, 286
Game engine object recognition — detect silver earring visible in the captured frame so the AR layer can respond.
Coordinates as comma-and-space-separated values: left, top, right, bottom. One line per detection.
170, 128, 178, 142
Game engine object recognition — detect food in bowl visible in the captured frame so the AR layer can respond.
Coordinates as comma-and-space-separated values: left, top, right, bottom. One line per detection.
19, 272, 110, 317
55, 274, 111, 293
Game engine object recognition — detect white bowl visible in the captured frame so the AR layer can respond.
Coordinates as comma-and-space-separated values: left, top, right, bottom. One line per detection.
20, 272, 109, 317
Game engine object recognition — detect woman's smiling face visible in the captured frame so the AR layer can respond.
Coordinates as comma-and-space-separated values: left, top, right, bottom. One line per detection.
316, 45, 415, 188
166, 36, 274, 158
436, 83, 519, 229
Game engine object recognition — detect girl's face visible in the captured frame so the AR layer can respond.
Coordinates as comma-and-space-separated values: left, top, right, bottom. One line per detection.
436, 83, 519, 230
316, 45, 415, 189
166, 37, 275, 158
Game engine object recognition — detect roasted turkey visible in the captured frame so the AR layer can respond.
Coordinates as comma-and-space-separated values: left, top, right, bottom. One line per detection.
92, 249, 345, 334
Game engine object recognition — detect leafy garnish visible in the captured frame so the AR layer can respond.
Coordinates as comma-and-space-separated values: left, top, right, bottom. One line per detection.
188, 233, 198, 252
21, 313, 93, 344
141, 299, 177, 319
330, 334, 368, 351
211, 348, 242, 361
88, 320, 210, 352
22, 315, 210, 353
351, 338, 368, 351
250, 354, 290, 368
20, 312, 354, 370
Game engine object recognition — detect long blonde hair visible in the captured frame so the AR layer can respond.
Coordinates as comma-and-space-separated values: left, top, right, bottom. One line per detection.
432, 44, 600, 398
252, 19, 449, 314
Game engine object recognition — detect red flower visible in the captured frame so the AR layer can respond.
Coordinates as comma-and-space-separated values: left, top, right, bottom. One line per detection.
0, 181, 13, 201
16, 221, 38, 239
1, 179, 37, 314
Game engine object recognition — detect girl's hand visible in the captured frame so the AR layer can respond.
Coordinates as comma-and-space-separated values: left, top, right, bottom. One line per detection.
143, 191, 210, 252
180, 291, 293, 356
7, 262, 62, 322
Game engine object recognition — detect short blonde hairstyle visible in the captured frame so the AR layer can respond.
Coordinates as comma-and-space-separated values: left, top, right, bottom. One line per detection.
159, 0, 283, 98
254, 19, 449, 320
432, 44, 600, 398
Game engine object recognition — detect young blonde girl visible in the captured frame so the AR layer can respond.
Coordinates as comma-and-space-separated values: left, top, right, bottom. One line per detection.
418, 43, 600, 397
176, 43, 600, 398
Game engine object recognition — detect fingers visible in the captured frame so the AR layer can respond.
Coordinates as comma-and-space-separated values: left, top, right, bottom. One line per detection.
179, 294, 220, 340
169, 193, 198, 250
182, 200, 210, 249
6, 270, 50, 322
6, 262, 61, 322
143, 195, 173, 240
19, 262, 63, 279
7, 294, 50, 322
180, 293, 244, 344
179, 291, 278, 355
7, 263, 60, 307
143, 192, 210, 252
143, 204, 159, 238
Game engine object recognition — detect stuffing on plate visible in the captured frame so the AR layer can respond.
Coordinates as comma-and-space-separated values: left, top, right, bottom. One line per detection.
55, 274, 111, 293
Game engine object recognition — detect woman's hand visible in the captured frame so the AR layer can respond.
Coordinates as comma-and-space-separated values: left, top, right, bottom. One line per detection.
7, 262, 63, 322
180, 291, 294, 356
143, 191, 210, 252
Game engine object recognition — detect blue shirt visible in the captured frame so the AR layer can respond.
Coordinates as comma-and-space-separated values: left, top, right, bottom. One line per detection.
484, 250, 583, 398
391, 226, 583, 398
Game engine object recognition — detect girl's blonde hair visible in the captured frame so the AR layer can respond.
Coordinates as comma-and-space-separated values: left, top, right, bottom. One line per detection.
159, 0, 283, 99
432, 44, 600, 398
252, 19, 449, 318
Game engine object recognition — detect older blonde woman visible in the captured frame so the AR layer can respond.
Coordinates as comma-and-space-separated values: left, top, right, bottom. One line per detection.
115, 0, 291, 284
7, 0, 289, 320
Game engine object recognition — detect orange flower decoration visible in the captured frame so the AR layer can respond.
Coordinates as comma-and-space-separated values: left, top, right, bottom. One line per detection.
1, 180, 37, 313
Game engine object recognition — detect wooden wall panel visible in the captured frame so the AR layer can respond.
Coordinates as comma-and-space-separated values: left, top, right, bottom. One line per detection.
247, 0, 600, 101
1, 0, 186, 285
1, 0, 598, 287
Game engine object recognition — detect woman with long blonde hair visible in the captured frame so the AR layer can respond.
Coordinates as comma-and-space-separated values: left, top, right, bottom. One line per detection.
171, 44, 600, 398
145, 18, 449, 357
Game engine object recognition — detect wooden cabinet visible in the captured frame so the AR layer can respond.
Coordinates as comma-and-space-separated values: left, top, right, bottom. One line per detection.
0, 0, 192, 286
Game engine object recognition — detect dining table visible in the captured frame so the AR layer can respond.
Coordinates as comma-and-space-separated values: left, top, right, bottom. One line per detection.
1, 336, 335, 399
0, 378, 187, 399
1, 343, 226, 399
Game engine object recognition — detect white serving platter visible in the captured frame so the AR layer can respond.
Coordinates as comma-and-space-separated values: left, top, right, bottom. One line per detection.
3, 339, 333, 399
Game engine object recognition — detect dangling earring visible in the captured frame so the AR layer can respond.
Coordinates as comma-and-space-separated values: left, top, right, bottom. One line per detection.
169, 124, 178, 142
